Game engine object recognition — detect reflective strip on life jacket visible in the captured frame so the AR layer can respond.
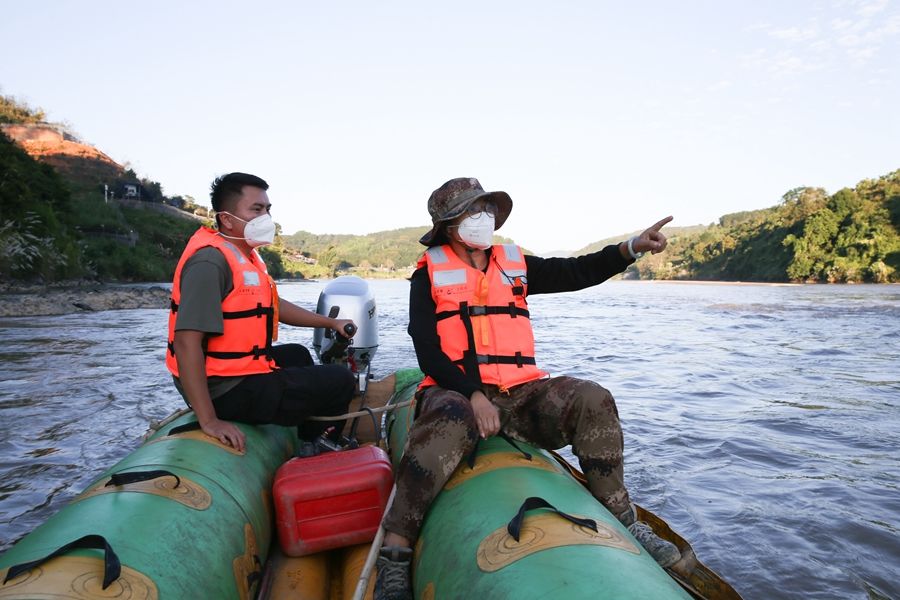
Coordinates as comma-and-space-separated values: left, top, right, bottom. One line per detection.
166, 227, 277, 377
419, 244, 547, 391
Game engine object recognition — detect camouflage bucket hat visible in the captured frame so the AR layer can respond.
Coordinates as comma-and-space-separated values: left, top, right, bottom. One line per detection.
418, 177, 513, 246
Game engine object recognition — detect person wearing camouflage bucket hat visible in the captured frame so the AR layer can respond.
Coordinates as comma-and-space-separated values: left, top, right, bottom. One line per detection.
374, 178, 678, 600
419, 177, 512, 247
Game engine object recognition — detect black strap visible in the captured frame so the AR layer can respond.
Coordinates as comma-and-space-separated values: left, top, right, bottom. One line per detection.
458, 301, 482, 384
246, 554, 263, 590
498, 432, 532, 461
466, 431, 532, 469
507, 497, 598, 542
3, 534, 121, 589
106, 469, 181, 489
221, 303, 273, 320
169, 298, 275, 319
467, 305, 529, 319
169, 340, 273, 362
436, 305, 530, 321
454, 353, 537, 368
466, 437, 480, 469
168, 421, 202, 435
205, 345, 270, 360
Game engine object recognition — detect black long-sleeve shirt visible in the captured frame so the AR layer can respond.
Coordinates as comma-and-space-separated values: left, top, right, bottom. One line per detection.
408, 244, 631, 398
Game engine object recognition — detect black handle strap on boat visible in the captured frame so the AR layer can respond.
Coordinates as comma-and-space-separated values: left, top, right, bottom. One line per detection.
168, 421, 202, 436
106, 469, 181, 489
466, 438, 480, 469
465, 431, 532, 469
246, 554, 263, 590
3, 534, 121, 589
498, 432, 532, 461
507, 497, 597, 542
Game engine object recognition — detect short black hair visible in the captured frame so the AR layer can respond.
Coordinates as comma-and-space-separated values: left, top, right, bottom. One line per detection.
210, 172, 269, 213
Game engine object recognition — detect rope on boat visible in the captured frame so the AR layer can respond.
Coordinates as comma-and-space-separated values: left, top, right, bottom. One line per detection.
142, 408, 192, 440
142, 400, 414, 439
351, 484, 397, 600
304, 399, 414, 422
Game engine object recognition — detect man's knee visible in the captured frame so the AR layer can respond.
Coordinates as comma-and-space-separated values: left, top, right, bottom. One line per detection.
272, 343, 314, 368
420, 389, 478, 433
565, 378, 618, 418
325, 364, 356, 403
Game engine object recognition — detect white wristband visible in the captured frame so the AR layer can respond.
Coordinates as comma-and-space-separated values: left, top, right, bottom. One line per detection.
627, 237, 644, 260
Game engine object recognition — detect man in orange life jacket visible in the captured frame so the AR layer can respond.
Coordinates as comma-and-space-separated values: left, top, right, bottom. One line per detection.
166, 172, 356, 452
374, 177, 680, 600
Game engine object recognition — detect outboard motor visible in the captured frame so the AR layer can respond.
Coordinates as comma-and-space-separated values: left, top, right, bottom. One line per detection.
313, 276, 379, 390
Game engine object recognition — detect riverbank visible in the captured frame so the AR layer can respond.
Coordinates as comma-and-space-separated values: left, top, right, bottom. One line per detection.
0, 282, 171, 317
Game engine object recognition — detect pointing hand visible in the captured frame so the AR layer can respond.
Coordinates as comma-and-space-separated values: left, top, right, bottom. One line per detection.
633, 216, 673, 255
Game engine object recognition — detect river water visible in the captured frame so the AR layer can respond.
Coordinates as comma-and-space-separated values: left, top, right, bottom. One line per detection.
0, 279, 897, 599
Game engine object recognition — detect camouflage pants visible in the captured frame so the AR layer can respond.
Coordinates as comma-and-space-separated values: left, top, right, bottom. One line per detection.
382, 376, 632, 541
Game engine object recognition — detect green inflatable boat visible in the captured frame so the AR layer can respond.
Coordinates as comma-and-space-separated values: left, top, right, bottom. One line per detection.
0, 412, 296, 599
386, 371, 713, 600
0, 369, 740, 599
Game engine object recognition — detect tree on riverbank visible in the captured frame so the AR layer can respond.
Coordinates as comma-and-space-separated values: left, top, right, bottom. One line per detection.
616, 170, 900, 283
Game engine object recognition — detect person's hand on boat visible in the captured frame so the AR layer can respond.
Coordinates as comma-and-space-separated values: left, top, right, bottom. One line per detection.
471, 391, 500, 439
201, 417, 246, 452
633, 216, 673, 255
332, 319, 357, 339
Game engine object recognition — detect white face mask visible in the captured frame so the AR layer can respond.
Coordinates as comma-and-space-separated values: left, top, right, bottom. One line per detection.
455, 212, 495, 250
220, 212, 276, 247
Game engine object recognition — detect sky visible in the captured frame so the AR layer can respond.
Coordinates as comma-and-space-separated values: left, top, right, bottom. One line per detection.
2, 1, 898, 253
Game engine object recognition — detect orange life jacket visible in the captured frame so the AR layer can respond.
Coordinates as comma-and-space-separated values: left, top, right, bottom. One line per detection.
419, 244, 547, 392
166, 227, 279, 377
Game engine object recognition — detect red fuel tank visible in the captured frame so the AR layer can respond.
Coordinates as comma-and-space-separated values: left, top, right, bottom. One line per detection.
273, 445, 394, 556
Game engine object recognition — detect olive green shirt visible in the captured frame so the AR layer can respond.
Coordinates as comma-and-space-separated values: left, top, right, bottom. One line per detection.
171, 246, 244, 401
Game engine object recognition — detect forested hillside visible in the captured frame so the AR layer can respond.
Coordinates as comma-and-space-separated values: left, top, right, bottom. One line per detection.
0, 130, 80, 280
1, 94, 208, 281
624, 172, 900, 283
